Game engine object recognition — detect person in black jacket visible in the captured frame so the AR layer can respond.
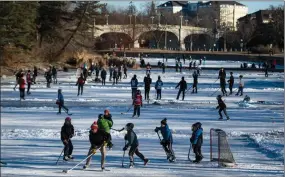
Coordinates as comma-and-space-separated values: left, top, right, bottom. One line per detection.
45, 67, 52, 88
83, 122, 110, 171
76, 73, 85, 96
218, 68, 227, 96
113, 67, 118, 85
216, 95, 230, 120
83, 67, 88, 81
143, 74, 152, 100
227, 72, 234, 95
192, 70, 198, 94
52, 66, 57, 84
123, 65, 128, 79
123, 123, 149, 168
175, 77, 187, 100
33, 66, 38, 84
61, 117, 74, 161
101, 68, 107, 85
190, 122, 203, 163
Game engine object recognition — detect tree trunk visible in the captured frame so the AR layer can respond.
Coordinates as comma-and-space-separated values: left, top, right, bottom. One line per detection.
54, 2, 89, 59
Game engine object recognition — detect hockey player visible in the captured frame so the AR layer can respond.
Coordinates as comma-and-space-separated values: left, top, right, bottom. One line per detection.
101, 68, 107, 85
33, 66, 38, 84
45, 67, 52, 88
26, 70, 32, 95
227, 72, 234, 95
146, 62, 151, 75
179, 62, 182, 73
130, 75, 138, 99
57, 88, 69, 115
161, 62, 165, 74
218, 68, 227, 96
52, 66, 57, 84
61, 117, 74, 161
190, 122, 203, 163
18, 73, 26, 100
236, 75, 244, 96
155, 118, 175, 162
192, 70, 198, 94
175, 76, 187, 101
97, 114, 113, 148
132, 90, 142, 118
112, 67, 118, 85
155, 76, 163, 100
76, 73, 85, 96
103, 109, 114, 149
175, 60, 179, 72
83, 122, 110, 170
143, 74, 152, 100
216, 95, 230, 120
123, 123, 149, 168
109, 65, 113, 81
123, 65, 128, 79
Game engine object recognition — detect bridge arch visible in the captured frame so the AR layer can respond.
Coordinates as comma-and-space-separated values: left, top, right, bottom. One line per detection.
184, 34, 213, 51
94, 32, 133, 50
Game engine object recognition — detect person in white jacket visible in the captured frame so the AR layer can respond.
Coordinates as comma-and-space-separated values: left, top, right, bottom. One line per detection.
235, 75, 244, 96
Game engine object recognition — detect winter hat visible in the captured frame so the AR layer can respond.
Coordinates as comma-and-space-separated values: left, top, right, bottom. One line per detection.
182, 76, 184, 80
239, 75, 243, 78
91, 123, 98, 130
161, 118, 167, 125
158, 75, 161, 79
104, 109, 110, 115
125, 123, 134, 131
98, 114, 103, 119
65, 117, 71, 121
230, 72, 233, 75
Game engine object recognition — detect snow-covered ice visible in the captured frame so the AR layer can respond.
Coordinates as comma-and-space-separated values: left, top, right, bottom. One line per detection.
1, 59, 284, 176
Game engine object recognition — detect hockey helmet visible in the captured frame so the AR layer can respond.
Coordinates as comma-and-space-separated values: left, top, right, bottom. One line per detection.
125, 123, 134, 131
161, 118, 167, 125
216, 95, 222, 100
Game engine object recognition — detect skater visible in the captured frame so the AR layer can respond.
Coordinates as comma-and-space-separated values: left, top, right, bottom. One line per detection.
199, 58, 202, 65
243, 95, 250, 102
123, 65, 127, 79
112, 67, 118, 85
76, 73, 85, 96
216, 95, 230, 120
193, 61, 196, 68
155, 76, 163, 100
189, 61, 192, 71
103, 109, 114, 149
197, 65, 201, 76
175, 60, 179, 72
109, 65, 113, 81
143, 74, 152, 100
192, 70, 198, 94
57, 88, 69, 115
95, 64, 100, 80
123, 123, 149, 168
130, 75, 138, 99
33, 66, 37, 84
13, 69, 23, 90
18, 73, 26, 100
118, 65, 122, 81
83, 122, 110, 170
101, 68, 107, 85
97, 114, 113, 149
182, 54, 185, 64
52, 66, 57, 84
175, 77, 187, 101
61, 117, 74, 161
26, 70, 32, 95
179, 62, 182, 73
146, 62, 151, 75
235, 75, 244, 96
155, 118, 175, 162
161, 62, 165, 74
45, 67, 52, 88
264, 62, 269, 77
132, 90, 142, 118
82, 66, 88, 81
218, 68, 227, 96
190, 122, 203, 163
227, 72, 234, 95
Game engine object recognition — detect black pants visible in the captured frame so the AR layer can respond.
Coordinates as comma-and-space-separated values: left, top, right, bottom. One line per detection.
133, 105, 140, 117
132, 88, 137, 99
119, 72, 122, 81
145, 88, 150, 100
78, 84, 83, 95
229, 84, 233, 94
220, 84, 227, 95
219, 108, 229, 118
19, 88, 25, 99
265, 70, 268, 77
192, 83, 197, 93
109, 74, 112, 81
63, 139, 73, 156
53, 74, 57, 84
161, 141, 174, 158
47, 79, 51, 88
102, 78, 106, 85
129, 145, 145, 164
176, 89, 185, 100
27, 83, 31, 93
124, 72, 127, 79
156, 89, 161, 100
59, 102, 68, 113
162, 68, 165, 73
193, 144, 202, 161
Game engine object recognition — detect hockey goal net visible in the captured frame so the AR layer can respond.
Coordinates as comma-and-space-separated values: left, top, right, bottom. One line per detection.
210, 128, 236, 167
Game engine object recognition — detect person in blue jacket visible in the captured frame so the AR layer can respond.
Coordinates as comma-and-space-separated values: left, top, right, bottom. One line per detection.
190, 122, 203, 163
57, 88, 69, 114
155, 118, 176, 162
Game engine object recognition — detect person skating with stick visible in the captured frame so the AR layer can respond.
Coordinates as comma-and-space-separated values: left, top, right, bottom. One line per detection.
26, 70, 32, 95
57, 88, 70, 115
216, 95, 230, 120
155, 76, 163, 100
130, 75, 138, 99
76, 73, 85, 96
235, 75, 244, 96
143, 74, 152, 100
227, 72, 234, 95
132, 90, 142, 118
190, 122, 203, 163
218, 67, 227, 96
61, 117, 74, 161
192, 70, 198, 94
176, 77, 187, 101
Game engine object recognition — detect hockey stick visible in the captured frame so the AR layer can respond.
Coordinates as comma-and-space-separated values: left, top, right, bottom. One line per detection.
156, 132, 173, 161
122, 141, 127, 167
121, 105, 132, 114
111, 128, 125, 132
188, 144, 192, 161
185, 85, 193, 95
56, 148, 64, 165
211, 79, 219, 89
209, 88, 220, 97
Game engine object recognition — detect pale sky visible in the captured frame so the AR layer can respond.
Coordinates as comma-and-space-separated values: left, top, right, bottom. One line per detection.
106, 1, 284, 14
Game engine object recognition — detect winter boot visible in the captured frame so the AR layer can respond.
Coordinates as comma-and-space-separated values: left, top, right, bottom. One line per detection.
144, 159, 149, 166
129, 161, 134, 168
63, 156, 69, 161
57, 112, 61, 115
219, 117, 223, 120
68, 155, 74, 160
226, 117, 230, 120
83, 164, 89, 170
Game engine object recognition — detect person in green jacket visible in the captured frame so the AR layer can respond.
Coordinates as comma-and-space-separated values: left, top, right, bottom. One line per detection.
97, 114, 113, 149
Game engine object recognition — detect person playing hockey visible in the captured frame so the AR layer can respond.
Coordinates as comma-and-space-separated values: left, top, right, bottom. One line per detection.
179, 62, 182, 73
76, 73, 85, 96
45, 67, 52, 88
190, 122, 203, 163
13, 69, 23, 91
155, 118, 176, 162
57, 88, 70, 115
52, 66, 57, 84
175, 60, 179, 72
103, 109, 114, 149
109, 65, 113, 81
132, 90, 142, 118
143, 74, 152, 100
61, 117, 74, 161
123, 65, 128, 79
189, 61, 192, 71
176, 76, 187, 101
18, 73, 26, 100
236, 75, 244, 96
216, 95, 230, 120
192, 70, 198, 94
97, 114, 113, 149
155, 76, 163, 100
101, 68, 107, 85
146, 63, 151, 75
161, 62, 166, 74
218, 68, 227, 96
26, 70, 32, 95
112, 67, 118, 85
227, 72, 234, 95
83, 122, 110, 171
123, 123, 149, 168
130, 75, 138, 99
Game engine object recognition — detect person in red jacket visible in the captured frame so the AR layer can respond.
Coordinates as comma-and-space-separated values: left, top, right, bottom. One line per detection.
18, 73, 26, 100
26, 70, 32, 95
132, 90, 143, 118
76, 73, 85, 96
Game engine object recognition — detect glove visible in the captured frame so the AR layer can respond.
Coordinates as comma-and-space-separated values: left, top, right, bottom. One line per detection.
154, 127, 159, 132
216, 106, 219, 109
123, 146, 128, 151
91, 148, 97, 154
63, 139, 68, 145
